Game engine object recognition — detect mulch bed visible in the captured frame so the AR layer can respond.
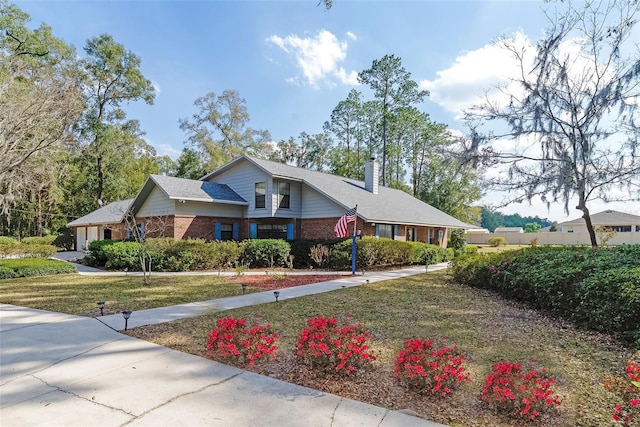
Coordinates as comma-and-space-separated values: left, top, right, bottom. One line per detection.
228, 274, 346, 291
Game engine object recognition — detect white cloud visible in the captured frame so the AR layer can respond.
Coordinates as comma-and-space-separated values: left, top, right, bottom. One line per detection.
346, 31, 357, 40
152, 80, 161, 94
421, 31, 533, 119
157, 143, 181, 159
266, 29, 359, 88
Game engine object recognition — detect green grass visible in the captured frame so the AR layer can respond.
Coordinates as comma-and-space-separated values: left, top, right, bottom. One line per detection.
130, 270, 637, 427
0, 274, 253, 315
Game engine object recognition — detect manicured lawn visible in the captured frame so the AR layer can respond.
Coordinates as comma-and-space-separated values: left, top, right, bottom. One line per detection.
129, 270, 636, 427
0, 274, 251, 315
0, 273, 344, 315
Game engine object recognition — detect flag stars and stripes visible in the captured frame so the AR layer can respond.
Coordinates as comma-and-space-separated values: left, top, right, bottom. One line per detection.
334, 206, 357, 238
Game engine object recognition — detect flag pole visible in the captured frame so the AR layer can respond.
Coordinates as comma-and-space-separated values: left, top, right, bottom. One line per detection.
351, 205, 358, 275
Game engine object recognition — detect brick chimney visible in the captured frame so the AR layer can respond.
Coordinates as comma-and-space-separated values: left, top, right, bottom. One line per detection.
364, 157, 379, 194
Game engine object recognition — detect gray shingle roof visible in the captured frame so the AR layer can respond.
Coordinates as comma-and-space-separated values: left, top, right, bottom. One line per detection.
66, 199, 133, 227
560, 209, 640, 226
148, 175, 247, 204
209, 155, 473, 229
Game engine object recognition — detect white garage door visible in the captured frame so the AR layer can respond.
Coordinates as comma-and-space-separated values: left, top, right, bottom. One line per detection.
76, 228, 86, 251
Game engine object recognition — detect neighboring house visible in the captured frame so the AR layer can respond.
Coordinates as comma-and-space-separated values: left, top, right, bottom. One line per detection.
559, 210, 640, 233
494, 227, 523, 233
68, 156, 473, 250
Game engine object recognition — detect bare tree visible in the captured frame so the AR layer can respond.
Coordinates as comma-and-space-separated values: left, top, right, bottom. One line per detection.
0, 20, 82, 215
465, 0, 640, 247
121, 209, 170, 285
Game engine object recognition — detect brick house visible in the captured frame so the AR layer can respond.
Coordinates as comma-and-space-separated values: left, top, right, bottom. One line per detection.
68, 156, 472, 250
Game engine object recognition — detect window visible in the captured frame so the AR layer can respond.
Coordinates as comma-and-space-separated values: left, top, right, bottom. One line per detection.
220, 224, 233, 240
378, 224, 393, 239
611, 225, 631, 232
257, 224, 287, 239
427, 228, 434, 244
277, 181, 290, 209
406, 227, 417, 242
103, 228, 112, 240
255, 182, 266, 209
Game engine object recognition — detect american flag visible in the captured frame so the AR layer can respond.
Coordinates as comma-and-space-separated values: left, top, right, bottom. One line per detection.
334, 206, 357, 238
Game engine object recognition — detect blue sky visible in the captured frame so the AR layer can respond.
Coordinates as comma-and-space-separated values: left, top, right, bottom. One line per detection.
15, 0, 639, 222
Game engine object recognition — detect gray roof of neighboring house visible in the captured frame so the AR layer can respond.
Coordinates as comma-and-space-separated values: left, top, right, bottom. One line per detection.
66, 199, 133, 227
206, 155, 474, 229
145, 174, 247, 204
560, 209, 640, 226
494, 227, 524, 233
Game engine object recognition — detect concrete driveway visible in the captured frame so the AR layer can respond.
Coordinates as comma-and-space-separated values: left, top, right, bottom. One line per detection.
0, 304, 447, 427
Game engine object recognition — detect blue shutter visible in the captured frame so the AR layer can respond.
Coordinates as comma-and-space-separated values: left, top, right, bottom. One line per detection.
375, 224, 379, 237
140, 222, 145, 239
286, 223, 294, 240
393, 225, 398, 240
214, 222, 221, 240
232, 223, 239, 240
126, 227, 130, 239
249, 223, 257, 239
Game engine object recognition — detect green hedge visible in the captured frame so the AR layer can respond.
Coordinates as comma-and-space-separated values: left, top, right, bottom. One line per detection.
22, 235, 57, 245
86, 237, 455, 272
0, 243, 57, 258
0, 258, 76, 279
451, 246, 640, 346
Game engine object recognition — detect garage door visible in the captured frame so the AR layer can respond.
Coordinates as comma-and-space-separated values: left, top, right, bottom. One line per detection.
76, 228, 86, 251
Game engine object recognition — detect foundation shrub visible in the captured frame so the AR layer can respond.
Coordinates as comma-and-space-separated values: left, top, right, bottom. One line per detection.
101, 241, 140, 270
53, 228, 74, 251
410, 242, 453, 265
242, 239, 290, 268
86, 239, 116, 266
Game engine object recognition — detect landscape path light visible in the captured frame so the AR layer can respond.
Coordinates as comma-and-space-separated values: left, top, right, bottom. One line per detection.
241, 283, 247, 294
273, 291, 280, 302
122, 310, 132, 331
97, 301, 105, 316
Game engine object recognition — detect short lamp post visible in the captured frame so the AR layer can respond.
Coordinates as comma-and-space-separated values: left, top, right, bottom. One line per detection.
273, 291, 280, 302
97, 301, 105, 316
241, 283, 247, 294
122, 310, 132, 331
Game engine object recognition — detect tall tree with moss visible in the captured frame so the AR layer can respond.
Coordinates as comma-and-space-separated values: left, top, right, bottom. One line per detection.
77, 33, 155, 208
358, 55, 427, 187
0, 1, 82, 235
465, 0, 640, 247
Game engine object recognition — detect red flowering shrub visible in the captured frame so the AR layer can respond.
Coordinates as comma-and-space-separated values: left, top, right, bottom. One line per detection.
393, 337, 470, 397
605, 360, 640, 426
480, 360, 561, 420
205, 316, 279, 369
295, 315, 376, 375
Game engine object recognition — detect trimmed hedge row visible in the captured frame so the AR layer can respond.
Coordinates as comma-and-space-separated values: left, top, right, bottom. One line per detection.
86, 237, 453, 272
0, 258, 77, 279
0, 244, 57, 258
451, 245, 640, 346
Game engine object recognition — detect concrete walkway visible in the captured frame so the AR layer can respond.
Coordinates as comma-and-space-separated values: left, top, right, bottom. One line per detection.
97, 265, 444, 331
2, 257, 450, 426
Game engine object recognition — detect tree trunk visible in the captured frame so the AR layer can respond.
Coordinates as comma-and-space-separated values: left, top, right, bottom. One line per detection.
580, 205, 598, 247
97, 155, 104, 205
